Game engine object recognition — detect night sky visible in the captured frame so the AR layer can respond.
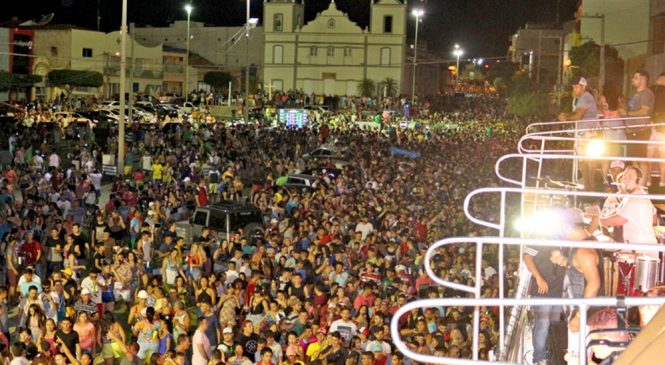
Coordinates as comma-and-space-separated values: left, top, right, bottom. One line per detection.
3, 0, 579, 58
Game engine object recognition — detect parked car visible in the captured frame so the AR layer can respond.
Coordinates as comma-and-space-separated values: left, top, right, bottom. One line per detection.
275, 174, 318, 192
302, 145, 350, 161
175, 201, 264, 244
54, 112, 95, 128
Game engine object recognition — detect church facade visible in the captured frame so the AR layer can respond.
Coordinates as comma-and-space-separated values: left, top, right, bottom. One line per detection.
263, 0, 406, 96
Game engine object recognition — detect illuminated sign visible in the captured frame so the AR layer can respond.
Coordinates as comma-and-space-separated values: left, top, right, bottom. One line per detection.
278, 108, 308, 129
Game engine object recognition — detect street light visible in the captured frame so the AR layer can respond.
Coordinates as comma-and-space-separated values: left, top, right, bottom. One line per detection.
453, 44, 463, 84
411, 9, 424, 105
243, 0, 253, 124
184, 3, 193, 102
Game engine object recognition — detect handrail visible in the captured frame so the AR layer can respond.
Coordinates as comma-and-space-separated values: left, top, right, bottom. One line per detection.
525, 116, 649, 134
463, 185, 665, 232
518, 126, 665, 154
494, 153, 665, 187
391, 297, 665, 365
391, 236, 665, 365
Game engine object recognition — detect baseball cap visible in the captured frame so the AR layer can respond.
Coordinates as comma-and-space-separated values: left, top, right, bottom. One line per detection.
223, 327, 233, 334
137, 290, 149, 299
570, 75, 588, 87
80, 288, 91, 295
610, 160, 625, 170
61, 268, 73, 277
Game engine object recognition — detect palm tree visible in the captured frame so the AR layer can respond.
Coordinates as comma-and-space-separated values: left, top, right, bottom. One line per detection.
378, 77, 398, 97
356, 78, 375, 97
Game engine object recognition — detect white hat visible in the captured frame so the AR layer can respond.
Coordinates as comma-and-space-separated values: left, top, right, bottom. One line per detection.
223, 327, 233, 334
80, 288, 91, 295
137, 290, 149, 299
610, 160, 625, 169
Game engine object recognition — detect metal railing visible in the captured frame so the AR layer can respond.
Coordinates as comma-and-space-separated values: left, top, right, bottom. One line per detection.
524, 116, 650, 135
390, 236, 665, 365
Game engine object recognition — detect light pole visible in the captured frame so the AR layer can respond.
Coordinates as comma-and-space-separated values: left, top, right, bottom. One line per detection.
411, 9, 423, 105
184, 3, 192, 102
453, 44, 463, 84
118, 0, 127, 174
244, 0, 251, 123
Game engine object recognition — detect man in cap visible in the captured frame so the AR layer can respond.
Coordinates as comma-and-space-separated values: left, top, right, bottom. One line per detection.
73, 288, 99, 321
559, 76, 599, 191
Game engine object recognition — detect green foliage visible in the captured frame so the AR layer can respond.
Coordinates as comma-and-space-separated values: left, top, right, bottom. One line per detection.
486, 62, 520, 84
569, 41, 623, 80
14, 74, 42, 87
493, 77, 507, 95
357, 78, 375, 97
0, 71, 13, 92
377, 77, 398, 97
510, 72, 533, 96
203, 71, 233, 90
48, 69, 103, 87
506, 92, 550, 119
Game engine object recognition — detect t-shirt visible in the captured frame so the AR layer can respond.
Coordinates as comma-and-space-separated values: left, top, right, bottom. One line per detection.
524, 245, 565, 298
328, 319, 357, 345
56, 329, 80, 357
239, 333, 259, 358
618, 190, 658, 256
574, 91, 598, 129
192, 329, 211, 365
626, 88, 655, 126
74, 321, 96, 350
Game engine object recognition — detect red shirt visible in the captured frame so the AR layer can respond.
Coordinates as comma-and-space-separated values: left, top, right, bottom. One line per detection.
197, 186, 209, 206
21, 240, 42, 265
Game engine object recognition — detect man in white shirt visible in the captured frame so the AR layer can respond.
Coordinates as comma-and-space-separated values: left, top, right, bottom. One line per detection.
48, 152, 60, 169
328, 307, 358, 345
80, 269, 107, 315
355, 216, 374, 240
601, 166, 658, 257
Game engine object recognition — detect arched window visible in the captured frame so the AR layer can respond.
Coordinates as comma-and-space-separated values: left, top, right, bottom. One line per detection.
328, 19, 335, 29
273, 13, 283, 32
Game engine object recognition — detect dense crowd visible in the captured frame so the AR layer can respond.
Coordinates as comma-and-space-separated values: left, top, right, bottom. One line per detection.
0, 93, 526, 365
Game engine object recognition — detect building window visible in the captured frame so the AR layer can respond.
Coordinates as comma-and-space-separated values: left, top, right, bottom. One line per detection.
272, 79, 283, 92
50, 46, 58, 56
380, 47, 391, 65
82, 48, 93, 58
297, 15, 302, 27
344, 47, 352, 57
273, 13, 283, 32
328, 19, 335, 29
310, 47, 318, 57
273, 45, 284, 64
327, 47, 335, 57
384, 16, 393, 33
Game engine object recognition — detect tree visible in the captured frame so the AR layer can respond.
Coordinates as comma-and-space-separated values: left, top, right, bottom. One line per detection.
203, 71, 233, 91
569, 41, 623, 82
47, 70, 103, 88
0, 71, 13, 92
357, 78, 375, 97
377, 77, 398, 97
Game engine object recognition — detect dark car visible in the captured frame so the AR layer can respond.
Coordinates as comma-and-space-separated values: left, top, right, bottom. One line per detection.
176, 201, 264, 243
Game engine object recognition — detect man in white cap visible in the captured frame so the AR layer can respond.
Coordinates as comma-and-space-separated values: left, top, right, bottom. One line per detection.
72, 288, 99, 321
559, 75, 599, 191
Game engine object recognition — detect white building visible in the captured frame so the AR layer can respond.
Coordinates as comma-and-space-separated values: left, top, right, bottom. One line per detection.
263, 0, 406, 96
133, 21, 264, 92
578, 0, 649, 91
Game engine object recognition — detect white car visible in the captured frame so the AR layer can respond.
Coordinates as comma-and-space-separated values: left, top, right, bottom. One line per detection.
54, 112, 95, 128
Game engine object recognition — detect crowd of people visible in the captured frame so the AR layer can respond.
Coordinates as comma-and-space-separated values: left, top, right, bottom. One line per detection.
0, 89, 531, 365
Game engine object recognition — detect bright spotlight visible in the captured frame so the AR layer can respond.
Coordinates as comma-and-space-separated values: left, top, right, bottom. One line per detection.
514, 210, 562, 235
586, 139, 605, 157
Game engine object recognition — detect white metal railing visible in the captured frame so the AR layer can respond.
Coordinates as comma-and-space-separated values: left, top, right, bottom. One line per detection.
463, 185, 665, 234
524, 116, 650, 135
518, 122, 665, 155
494, 153, 665, 188
390, 236, 665, 365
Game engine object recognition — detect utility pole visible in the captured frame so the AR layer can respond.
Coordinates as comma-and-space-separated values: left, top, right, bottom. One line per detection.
582, 13, 606, 97
129, 22, 135, 126
118, 0, 127, 175
244, 0, 250, 124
